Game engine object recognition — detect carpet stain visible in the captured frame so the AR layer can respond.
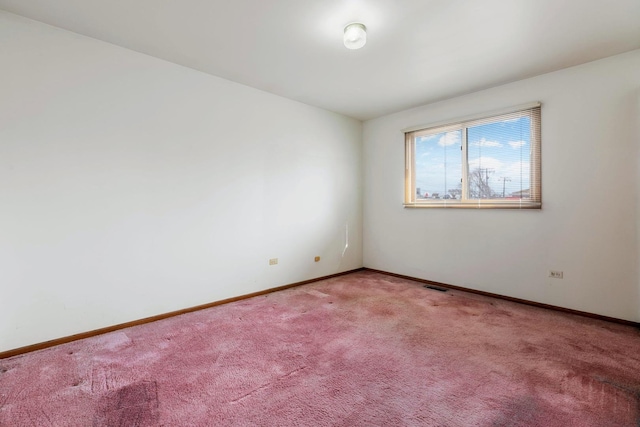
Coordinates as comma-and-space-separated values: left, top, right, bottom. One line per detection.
490, 396, 544, 427
93, 380, 159, 427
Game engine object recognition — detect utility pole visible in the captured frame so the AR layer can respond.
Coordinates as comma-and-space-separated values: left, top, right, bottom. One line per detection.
498, 177, 511, 198
475, 168, 494, 198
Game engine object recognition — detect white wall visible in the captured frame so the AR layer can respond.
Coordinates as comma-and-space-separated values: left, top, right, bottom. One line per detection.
0, 12, 363, 352
364, 50, 640, 322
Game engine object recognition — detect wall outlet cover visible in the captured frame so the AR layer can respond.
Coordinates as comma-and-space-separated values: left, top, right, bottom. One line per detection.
549, 270, 563, 279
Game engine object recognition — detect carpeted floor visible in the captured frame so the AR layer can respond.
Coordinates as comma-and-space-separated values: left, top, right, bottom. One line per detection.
1, 271, 639, 426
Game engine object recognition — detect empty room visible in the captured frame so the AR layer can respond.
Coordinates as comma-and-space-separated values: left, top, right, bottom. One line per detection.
1, 0, 639, 425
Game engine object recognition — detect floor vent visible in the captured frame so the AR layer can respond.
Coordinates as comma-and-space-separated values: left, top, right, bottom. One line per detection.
424, 285, 448, 292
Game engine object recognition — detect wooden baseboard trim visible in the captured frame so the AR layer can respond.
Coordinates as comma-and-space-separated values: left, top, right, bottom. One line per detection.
0, 268, 364, 360
365, 268, 640, 328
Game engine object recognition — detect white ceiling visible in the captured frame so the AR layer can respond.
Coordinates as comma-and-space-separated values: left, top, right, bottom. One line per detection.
1, 0, 638, 120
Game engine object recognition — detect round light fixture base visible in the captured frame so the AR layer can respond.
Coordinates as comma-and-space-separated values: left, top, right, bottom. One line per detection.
343, 23, 367, 50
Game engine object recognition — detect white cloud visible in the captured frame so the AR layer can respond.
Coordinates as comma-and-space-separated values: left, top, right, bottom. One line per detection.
438, 131, 460, 147
468, 156, 503, 171
508, 140, 527, 149
471, 138, 502, 148
467, 158, 529, 179
503, 161, 530, 178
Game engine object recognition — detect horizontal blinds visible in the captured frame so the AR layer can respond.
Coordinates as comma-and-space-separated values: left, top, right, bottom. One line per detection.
402, 102, 541, 134
529, 106, 542, 204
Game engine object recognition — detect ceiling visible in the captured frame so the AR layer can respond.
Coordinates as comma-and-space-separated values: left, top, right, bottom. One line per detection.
1, 0, 638, 120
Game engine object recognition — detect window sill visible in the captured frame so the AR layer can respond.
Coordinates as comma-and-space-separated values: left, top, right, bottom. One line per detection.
403, 201, 541, 209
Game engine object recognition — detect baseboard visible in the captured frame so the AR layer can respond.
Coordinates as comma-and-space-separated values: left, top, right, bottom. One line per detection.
0, 268, 365, 360
365, 268, 640, 328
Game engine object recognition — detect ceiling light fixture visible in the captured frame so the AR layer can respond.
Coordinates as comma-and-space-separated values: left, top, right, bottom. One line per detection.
343, 23, 367, 50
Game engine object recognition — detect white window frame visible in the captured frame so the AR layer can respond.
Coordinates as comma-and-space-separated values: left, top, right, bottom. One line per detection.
404, 102, 541, 209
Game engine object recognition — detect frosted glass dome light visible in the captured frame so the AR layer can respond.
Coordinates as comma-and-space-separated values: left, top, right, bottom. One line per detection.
343, 23, 367, 50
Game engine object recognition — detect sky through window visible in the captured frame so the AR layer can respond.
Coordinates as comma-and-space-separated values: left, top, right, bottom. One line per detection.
415, 116, 531, 199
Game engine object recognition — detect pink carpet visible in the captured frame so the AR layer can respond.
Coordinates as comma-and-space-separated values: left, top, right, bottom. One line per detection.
1, 271, 639, 426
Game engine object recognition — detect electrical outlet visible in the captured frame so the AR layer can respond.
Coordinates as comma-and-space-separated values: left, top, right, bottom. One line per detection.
549, 270, 563, 279
314, 256, 321, 262
269, 258, 278, 265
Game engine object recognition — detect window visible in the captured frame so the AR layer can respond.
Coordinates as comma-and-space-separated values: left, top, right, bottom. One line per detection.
404, 103, 541, 209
